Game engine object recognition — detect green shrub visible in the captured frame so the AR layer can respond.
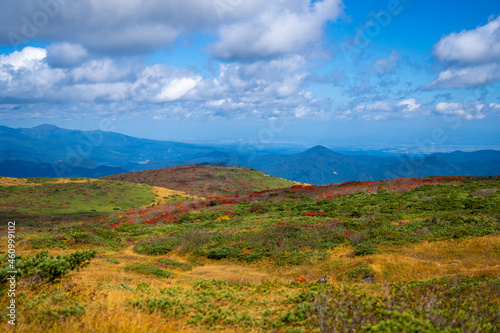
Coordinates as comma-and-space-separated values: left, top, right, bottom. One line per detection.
103, 259, 120, 264
207, 246, 240, 260
134, 236, 175, 255
94, 228, 119, 240
0, 249, 97, 285
72, 232, 106, 245
342, 266, 375, 282
124, 263, 171, 278
31, 237, 67, 249
362, 311, 460, 332
354, 242, 378, 256
156, 258, 193, 271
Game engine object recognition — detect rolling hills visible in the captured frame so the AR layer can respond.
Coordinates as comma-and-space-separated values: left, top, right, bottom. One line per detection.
101, 164, 297, 197
1, 173, 499, 332
0, 176, 197, 227
1, 124, 500, 184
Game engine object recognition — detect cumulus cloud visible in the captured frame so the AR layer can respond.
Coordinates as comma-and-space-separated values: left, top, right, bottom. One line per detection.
425, 17, 500, 89
433, 17, 500, 64
0, 46, 328, 119
210, 0, 343, 60
154, 77, 201, 102
0, 0, 342, 60
398, 98, 421, 112
336, 98, 423, 121
423, 63, 500, 90
0, 46, 46, 70
434, 102, 486, 120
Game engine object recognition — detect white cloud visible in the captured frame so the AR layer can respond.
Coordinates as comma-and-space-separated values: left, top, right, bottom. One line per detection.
0, 46, 46, 70
339, 98, 424, 121
489, 103, 500, 111
204, 99, 226, 107
210, 0, 343, 60
433, 17, 500, 64
70, 59, 132, 83
0, 47, 328, 119
0, 0, 342, 59
358, 101, 392, 112
423, 63, 500, 89
373, 50, 398, 74
425, 17, 500, 89
398, 98, 421, 112
435, 102, 486, 120
155, 77, 201, 102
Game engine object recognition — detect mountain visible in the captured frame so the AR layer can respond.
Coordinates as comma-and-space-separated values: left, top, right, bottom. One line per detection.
431, 150, 500, 163
0, 124, 233, 176
1, 125, 499, 183
247, 145, 500, 184
0, 159, 126, 178
247, 145, 395, 184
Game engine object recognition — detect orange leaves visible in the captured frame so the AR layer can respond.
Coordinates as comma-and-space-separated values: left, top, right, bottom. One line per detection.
240, 248, 253, 256
216, 215, 231, 222
109, 221, 122, 230
294, 275, 308, 284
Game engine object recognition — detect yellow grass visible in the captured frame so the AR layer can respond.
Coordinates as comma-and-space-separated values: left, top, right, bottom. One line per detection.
149, 186, 203, 206
5, 234, 499, 332
0, 177, 98, 187
0, 177, 30, 186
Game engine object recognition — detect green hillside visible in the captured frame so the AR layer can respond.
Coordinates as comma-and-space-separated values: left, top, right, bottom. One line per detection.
102, 164, 297, 197
0, 177, 157, 227
0, 176, 499, 332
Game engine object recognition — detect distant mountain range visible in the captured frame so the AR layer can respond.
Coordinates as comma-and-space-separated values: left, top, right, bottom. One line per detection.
1, 124, 499, 184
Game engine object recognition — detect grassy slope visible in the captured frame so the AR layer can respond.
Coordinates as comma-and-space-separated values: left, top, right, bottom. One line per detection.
0, 177, 196, 228
1, 176, 499, 332
101, 164, 297, 197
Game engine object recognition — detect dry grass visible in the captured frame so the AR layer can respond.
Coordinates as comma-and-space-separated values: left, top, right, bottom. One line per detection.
14, 234, 500, 286
149, 186, 203, 206
0, 177, 99, 187
5, 234, 499, 332
0, 177, 29, 186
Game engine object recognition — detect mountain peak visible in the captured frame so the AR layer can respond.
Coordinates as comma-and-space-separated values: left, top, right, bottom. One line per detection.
31, 124, 60, 131
304, 145, 335, 154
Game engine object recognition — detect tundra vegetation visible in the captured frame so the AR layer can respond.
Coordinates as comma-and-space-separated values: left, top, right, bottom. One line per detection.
0, 171, 499, 332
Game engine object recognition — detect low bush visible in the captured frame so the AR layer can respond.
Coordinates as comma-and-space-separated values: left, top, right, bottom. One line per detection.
0, 249, 97, 286
156, 258, 193, 271
134, 236, 176, 255
354, 242, 378, 256
124, 263, 171, 278
207, 246, 240, 260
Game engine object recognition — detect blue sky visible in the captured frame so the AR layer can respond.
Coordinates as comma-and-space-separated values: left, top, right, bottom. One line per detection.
0, 0, 499, 148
